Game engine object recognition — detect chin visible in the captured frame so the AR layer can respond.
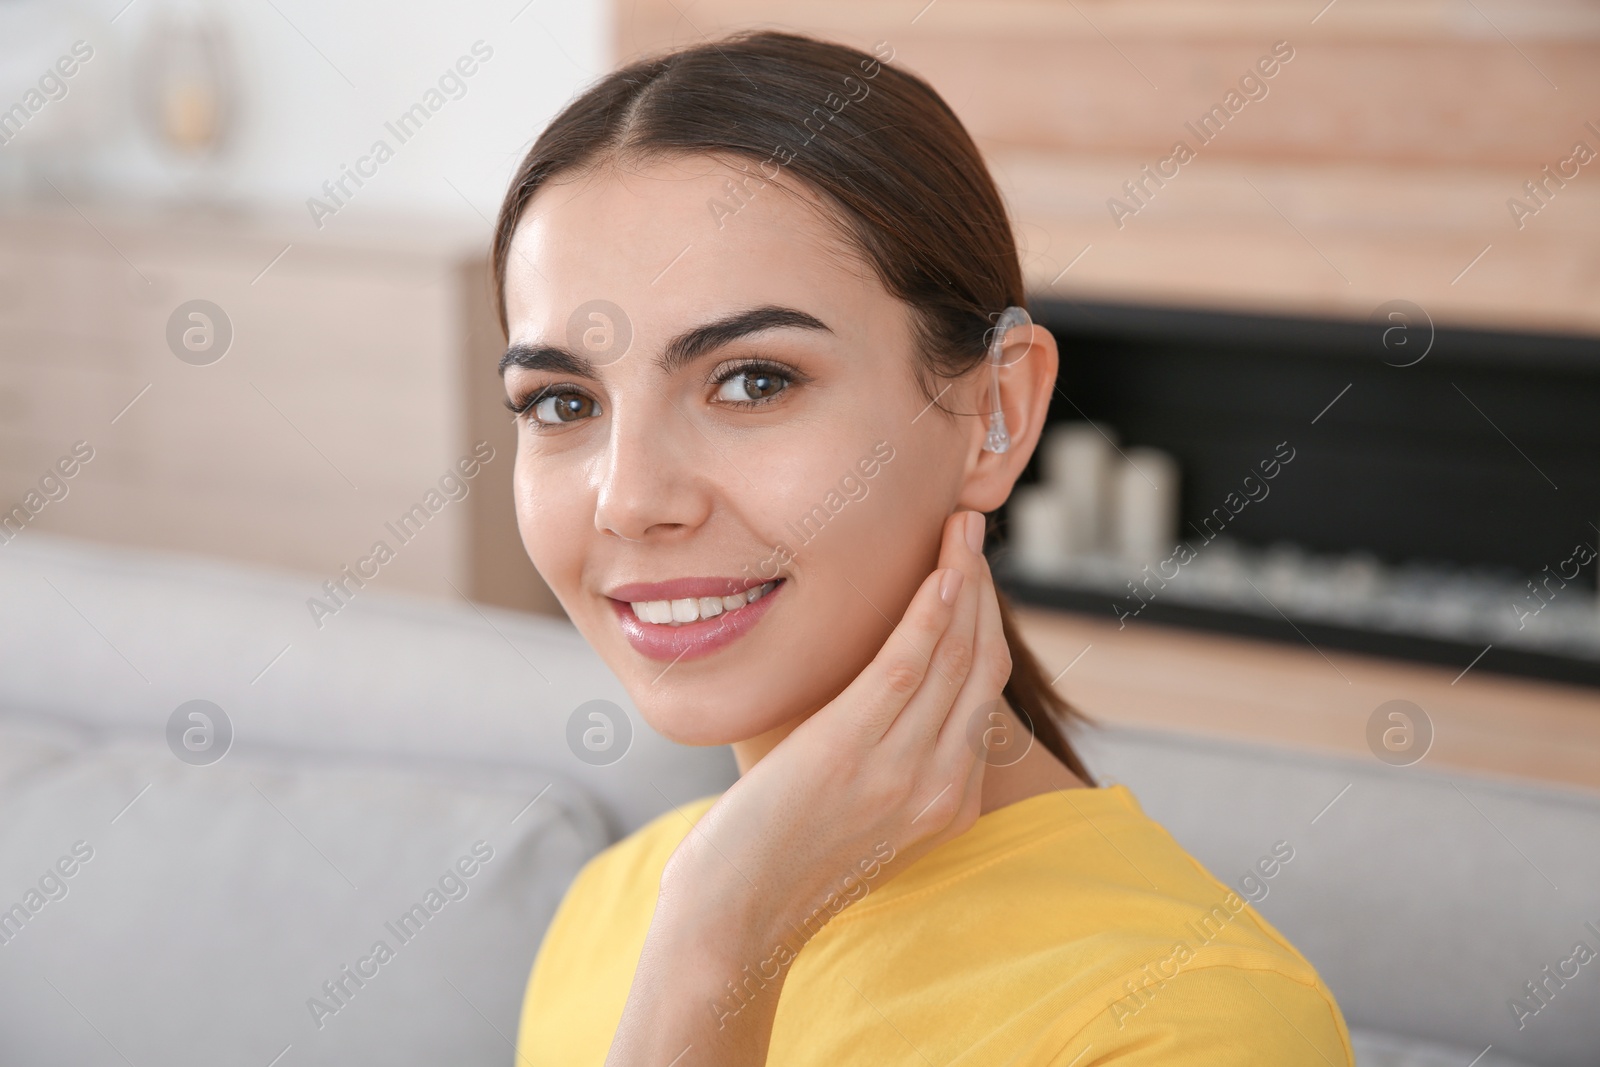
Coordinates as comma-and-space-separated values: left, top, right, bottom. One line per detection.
626, 684, 792, 747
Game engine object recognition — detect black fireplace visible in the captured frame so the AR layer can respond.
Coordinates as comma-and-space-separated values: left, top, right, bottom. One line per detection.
995, 297, 1600, 688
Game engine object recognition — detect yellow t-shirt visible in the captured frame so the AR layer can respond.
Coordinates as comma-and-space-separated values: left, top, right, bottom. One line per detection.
517, 784, 1353, 1065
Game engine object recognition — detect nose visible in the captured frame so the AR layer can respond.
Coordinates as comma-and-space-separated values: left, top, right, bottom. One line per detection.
593, 401, 715, 542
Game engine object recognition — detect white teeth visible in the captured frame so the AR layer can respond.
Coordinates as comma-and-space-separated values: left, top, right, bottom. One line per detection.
630, 581, 778, 626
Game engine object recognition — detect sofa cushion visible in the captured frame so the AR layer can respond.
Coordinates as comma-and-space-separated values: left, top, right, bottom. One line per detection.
0, 718, 608, 1067
0, 533, 739, 837
1349, 1027, 1536, 1067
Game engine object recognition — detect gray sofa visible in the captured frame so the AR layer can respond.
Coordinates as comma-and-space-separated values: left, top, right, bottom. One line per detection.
1, 533, 1595, 1066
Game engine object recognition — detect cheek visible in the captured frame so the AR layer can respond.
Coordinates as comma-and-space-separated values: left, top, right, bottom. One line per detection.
823, 469, 942, 600
512, 447, 587, 592
748, 448, 951, 708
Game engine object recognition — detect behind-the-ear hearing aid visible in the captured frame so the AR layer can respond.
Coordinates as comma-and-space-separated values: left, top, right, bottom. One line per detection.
982, 305, 1031, 454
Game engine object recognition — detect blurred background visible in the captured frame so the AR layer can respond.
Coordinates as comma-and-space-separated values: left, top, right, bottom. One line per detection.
2, 1, 1599, 1066
0, 0, 607, 616
3, 0, 1598, 674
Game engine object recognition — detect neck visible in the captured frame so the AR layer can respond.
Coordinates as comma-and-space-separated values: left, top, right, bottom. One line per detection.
729, 697, 1087, 816
730, 716, 799, 775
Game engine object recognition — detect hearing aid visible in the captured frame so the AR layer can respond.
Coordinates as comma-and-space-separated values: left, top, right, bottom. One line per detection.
981, 305, 1031, 454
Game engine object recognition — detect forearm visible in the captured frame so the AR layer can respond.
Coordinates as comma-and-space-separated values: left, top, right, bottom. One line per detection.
605, 881, 793, 1067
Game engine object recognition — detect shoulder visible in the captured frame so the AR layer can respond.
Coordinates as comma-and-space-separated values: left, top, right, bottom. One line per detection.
1009, 788, 1353, 1065
1037, 964, 1354, 1065
841, 785, 1350, 1064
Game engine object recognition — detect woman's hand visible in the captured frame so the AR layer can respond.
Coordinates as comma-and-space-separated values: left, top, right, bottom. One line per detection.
605, 509, 1011, 1066
672, 507, 1008, 939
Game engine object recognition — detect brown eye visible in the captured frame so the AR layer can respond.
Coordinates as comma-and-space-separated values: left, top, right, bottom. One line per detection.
714, 367, 789, 405
530, 390, 601, 425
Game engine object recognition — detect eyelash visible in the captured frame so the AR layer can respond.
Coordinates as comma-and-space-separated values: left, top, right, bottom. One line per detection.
512, 359, 807, 431
713, 359, 807, 409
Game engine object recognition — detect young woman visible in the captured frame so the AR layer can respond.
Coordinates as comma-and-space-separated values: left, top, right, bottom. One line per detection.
496, 31, 1353, 1066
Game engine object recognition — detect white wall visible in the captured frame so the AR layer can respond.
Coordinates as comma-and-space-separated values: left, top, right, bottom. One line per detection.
0, 0, 609, 227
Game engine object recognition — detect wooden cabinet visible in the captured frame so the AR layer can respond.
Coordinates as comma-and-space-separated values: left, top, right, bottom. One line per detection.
1013, 603, 1600, 794
0, 201, 561, 617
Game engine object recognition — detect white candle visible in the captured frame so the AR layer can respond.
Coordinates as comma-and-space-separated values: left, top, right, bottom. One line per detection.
1113, 446, 1180, 566
1008, 484, 1070, 578
1043, 422, 1117, 556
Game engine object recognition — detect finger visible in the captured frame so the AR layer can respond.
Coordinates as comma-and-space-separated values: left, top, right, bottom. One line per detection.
828, 515, 970, 740
952, 725, 988, 829
884, 510, 989, 750
935, 545, 1013, 769
915, 709, 988, 848
913, 513, 984, 704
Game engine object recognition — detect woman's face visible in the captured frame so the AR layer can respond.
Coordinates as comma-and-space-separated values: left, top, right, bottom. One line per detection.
500, 155, 1005, 746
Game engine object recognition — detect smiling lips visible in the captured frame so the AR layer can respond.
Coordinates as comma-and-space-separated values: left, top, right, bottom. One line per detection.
607, 576, 786, 663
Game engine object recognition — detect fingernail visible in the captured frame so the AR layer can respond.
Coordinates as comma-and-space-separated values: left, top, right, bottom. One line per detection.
964, 511, 985, 554
939, 567, 965, 605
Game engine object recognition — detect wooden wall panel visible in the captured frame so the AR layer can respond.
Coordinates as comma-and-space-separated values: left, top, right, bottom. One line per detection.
612, 0, 1600, 334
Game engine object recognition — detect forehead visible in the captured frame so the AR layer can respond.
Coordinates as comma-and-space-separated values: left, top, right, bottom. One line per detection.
500, 154, 890, 348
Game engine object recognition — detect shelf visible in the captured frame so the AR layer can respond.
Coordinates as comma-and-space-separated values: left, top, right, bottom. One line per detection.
997, 562, 1600, 689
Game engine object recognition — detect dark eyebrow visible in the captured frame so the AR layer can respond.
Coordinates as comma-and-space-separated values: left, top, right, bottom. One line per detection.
497, 305, 832, 381
660, 306, 831, 372
498, 343, 590, 379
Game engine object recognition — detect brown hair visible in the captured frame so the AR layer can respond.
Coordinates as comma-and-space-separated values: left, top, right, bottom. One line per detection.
491, 30, 1093, 784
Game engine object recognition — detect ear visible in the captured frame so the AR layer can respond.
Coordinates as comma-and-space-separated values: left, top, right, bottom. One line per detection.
955, 323, 1058, 514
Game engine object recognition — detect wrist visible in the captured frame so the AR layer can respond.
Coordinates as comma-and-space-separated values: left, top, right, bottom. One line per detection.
647, 874, 798, 1037
659, 827, 897, 964
657, 845, 795, 962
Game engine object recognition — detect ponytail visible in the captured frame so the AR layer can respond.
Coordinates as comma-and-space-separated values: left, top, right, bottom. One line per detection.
994, 579, 1096, 786
987, 513, 1094, 784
